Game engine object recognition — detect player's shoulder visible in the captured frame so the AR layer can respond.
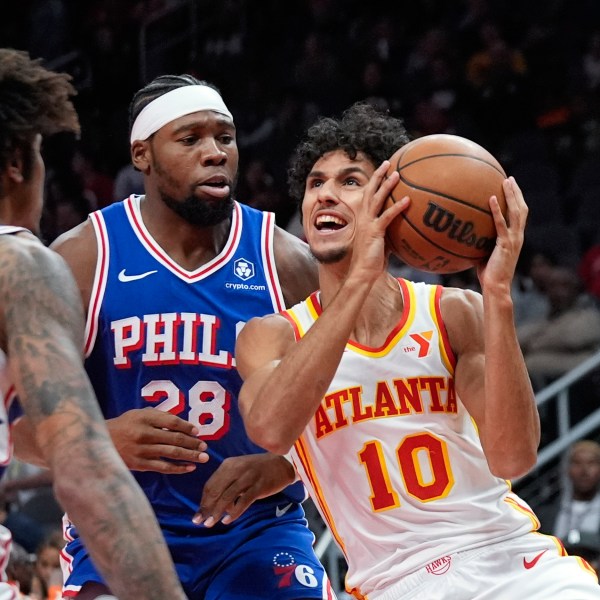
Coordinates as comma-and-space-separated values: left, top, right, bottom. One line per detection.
440, 285, 482, 311
236, 312, 296, 370
0, 232, 78, 312
439, 285, 484, 346
244, 312, 294, 337
50, 218, 95, 256
50, 219, 98, 281
0, 232, 61, 280
273, 226, 319, 306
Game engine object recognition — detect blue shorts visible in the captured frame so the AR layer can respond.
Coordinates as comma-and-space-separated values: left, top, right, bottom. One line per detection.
61, 499, 335, 599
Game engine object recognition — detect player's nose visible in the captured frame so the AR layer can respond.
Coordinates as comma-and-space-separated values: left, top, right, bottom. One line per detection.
316, 179, 339, 204
201, 139, 228, 165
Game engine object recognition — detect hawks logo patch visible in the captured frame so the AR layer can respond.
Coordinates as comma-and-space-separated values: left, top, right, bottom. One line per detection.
426, 555, 452, 575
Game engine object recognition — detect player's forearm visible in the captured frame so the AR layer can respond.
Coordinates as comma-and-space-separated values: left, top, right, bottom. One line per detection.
482, 290, 539, 479
49, 426, 186, 600
244, 276, 372, 454
11, 416, 47, 466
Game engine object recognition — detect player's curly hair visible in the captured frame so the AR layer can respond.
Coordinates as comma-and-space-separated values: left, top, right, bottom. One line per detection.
128, 74, 222, 136
287, 102, 410, 205
0, 49, 79, 182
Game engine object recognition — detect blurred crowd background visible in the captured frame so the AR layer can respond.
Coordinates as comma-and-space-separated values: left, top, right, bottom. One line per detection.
2, 0, 600, 258
3, 0, 600, 595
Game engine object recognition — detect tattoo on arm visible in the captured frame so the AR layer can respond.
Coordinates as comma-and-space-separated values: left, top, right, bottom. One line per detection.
0, 239, 186, 599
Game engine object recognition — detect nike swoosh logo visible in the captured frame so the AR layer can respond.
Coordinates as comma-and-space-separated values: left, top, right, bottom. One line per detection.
118, 269, 158, 282
275, 503, 293, 517
523, 549, 547, 569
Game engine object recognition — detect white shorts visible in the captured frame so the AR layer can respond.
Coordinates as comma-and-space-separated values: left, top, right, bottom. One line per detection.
370, 532, 600, 600
0, 584, 18, 600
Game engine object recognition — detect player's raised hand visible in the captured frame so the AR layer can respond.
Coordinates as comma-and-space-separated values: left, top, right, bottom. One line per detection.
107, 408, 208, 473
193, 454, 296, 527
477, 176, 528, 290
349, 161, 407, 282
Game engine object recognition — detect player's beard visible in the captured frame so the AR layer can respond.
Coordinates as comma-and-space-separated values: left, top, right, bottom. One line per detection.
160, 190, 235, 226
152, 152, 236, 226
310, 246, 349, 264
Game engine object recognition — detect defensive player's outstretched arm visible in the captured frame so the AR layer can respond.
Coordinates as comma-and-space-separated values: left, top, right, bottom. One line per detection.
0, 235, 187, 600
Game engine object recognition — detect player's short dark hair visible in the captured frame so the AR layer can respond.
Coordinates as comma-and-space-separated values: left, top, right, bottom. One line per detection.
287, 101, 410, 206
0, 48, 79, 183
128, 74, 222, 136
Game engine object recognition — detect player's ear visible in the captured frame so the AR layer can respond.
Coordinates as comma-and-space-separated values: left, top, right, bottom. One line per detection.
5, 152, 24, 183
131, 139, 151, 174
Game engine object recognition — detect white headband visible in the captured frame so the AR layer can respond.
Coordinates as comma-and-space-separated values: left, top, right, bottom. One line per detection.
129, 85, 234, 144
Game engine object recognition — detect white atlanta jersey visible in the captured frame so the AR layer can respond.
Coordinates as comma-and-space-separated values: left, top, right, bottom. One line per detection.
283, 279, 539, 599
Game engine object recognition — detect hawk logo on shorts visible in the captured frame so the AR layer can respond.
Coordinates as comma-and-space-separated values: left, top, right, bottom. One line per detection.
425, 555, 452, 575
272, 552, 319, 589
234, 258, 255, 281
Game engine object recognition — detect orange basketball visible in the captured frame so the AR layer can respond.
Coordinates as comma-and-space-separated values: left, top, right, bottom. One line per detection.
385, 134, 507, 274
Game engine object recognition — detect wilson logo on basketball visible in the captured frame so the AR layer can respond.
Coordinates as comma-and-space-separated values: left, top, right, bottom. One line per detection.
422, 202, 495, 252
425, 555, 452, 575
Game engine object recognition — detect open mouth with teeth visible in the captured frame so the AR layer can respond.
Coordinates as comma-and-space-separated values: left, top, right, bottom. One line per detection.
315, 214, 347, 231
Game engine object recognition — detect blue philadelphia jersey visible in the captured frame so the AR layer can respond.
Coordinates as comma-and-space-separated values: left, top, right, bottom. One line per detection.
84, 196, 305, 524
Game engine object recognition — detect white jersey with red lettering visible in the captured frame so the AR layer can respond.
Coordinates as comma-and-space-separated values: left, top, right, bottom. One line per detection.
283, 279, 541, 598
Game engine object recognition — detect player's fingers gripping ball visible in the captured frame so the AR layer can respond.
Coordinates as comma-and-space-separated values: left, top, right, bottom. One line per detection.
384, 134, 508, 274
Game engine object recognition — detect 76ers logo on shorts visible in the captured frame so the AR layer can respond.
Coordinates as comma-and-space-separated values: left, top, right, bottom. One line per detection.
272, 552, 319, 589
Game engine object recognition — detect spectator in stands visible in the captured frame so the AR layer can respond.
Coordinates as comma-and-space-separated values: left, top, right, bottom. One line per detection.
112, 162, 144, 202
512, 243, 553, 327
579, 243, 600, 305
6, 541, 35, 598
517, 265, 600, 389
0, 461, 57, 554
536, 441, 600, 546
29, 531, 63, 600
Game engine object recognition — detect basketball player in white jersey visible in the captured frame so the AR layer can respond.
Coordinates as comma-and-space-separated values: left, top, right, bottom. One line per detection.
0, 48, 187, 600
236, 102, 600, 599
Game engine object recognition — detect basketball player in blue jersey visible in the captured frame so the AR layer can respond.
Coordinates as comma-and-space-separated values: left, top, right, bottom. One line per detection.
236, 102, 600, 599
14, 74, 333, 599
0, 49, 187, 600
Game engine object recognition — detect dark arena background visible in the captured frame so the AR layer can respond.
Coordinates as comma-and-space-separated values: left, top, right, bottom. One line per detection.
3, 1, 600, 596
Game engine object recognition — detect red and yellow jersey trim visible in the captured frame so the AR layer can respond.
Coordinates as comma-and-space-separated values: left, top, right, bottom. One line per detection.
431, 285, 456, 373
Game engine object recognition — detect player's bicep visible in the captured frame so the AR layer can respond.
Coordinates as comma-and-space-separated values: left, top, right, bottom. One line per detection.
5, 243, 90, 424
50, 220, 97, 312
441, 288, 486, 427
236, 314, 295, 416
236, 314, 294, 378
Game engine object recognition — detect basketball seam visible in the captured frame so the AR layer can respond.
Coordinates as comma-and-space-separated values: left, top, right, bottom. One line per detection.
398, 152, 506, 177
391, 176, 495, 216
398, 214, 490, 260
